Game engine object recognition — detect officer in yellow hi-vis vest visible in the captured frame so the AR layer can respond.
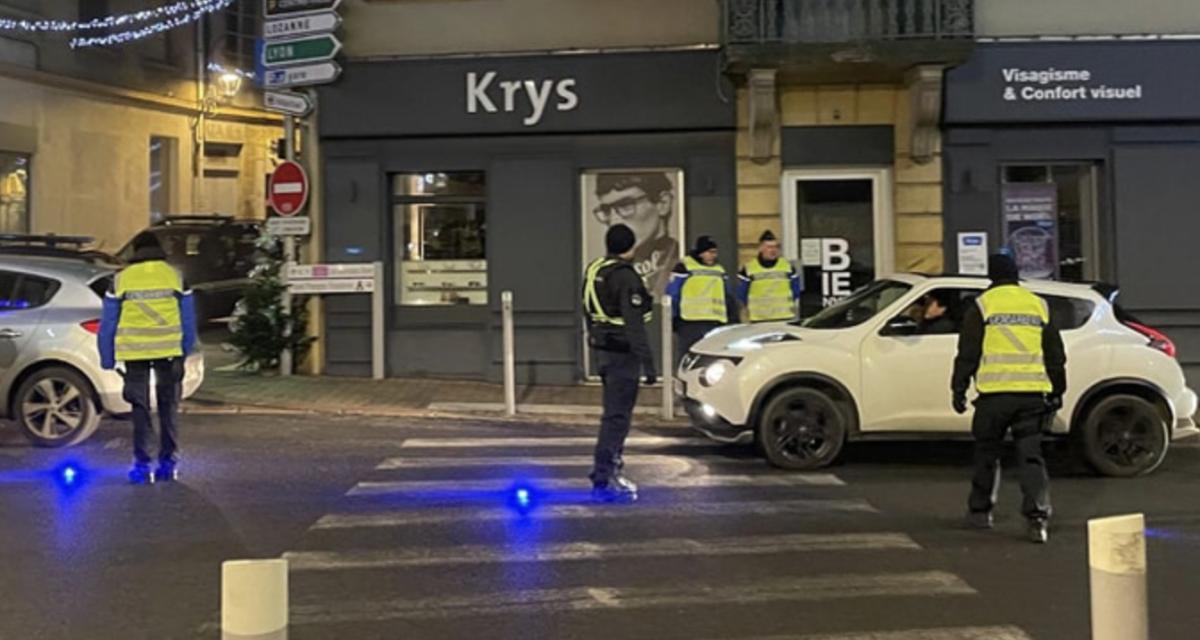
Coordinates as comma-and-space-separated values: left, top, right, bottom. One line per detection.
667, 235, 736, 362
583, 224, 656, 503
99, 233, 197, 485
952, 254, 1066, 543
737, 230, 801, 323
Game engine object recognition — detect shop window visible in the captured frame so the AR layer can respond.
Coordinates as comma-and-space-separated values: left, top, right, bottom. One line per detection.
392, 173, 487, 306
0, 151, 29, 233
1001, 163, 1101, 282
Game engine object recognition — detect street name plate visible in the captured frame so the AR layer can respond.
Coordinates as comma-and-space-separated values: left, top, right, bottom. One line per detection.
267, 216, 311, 236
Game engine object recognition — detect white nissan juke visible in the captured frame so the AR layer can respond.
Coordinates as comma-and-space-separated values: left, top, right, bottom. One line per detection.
676, 274, 1198, 477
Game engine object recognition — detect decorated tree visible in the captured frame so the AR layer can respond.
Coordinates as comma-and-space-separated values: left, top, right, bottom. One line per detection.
228, 232, 313, 371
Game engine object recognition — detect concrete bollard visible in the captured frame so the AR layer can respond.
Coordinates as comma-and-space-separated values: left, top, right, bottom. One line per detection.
502, 291, 516, 416
222, 559, 288, 640
1089, 513, 1149, 640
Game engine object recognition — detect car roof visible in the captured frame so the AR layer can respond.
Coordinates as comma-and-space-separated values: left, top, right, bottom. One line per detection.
0, 255, 115, 282
887, 273, 1106, 299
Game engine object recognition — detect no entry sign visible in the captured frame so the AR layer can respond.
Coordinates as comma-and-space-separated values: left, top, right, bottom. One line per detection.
269, 161, 308, 216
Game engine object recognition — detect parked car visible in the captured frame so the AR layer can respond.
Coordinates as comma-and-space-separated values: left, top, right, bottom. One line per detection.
0, 233, 120, 267
117, 215, 260, 326
676, 274, 1198, 477
0, 255, 204, 447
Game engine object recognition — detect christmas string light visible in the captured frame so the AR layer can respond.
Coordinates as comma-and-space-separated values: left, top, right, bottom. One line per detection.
0, 0, 229, 33
70, 1, 235, 49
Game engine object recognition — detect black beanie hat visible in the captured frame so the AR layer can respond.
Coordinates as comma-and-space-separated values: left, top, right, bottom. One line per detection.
694, 235, 718, 254
605, 224, 636, 255
988, 253, 1020, 282
758, 229, 777, 243
132, 232, 163, 253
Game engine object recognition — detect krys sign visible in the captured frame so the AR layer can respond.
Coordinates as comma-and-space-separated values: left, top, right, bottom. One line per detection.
466, 71, 579, 127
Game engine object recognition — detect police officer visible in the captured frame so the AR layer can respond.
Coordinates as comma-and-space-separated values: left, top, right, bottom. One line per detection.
952, 254, 1066, 543
667, 235, 735, 361
583, 224, 656, 503
99, 232, 197, 485
737, 230, 801, 323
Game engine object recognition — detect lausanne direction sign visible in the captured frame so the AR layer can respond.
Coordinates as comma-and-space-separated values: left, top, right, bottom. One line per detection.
263, 12, 340, 39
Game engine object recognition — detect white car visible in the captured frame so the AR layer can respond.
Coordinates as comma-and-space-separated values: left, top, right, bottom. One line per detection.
676, 274, 1198, 477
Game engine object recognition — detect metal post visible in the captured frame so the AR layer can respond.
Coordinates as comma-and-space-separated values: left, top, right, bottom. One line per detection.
221, 559, 287, 640
279, 116, 296, 377
660, 295, 674, 420
1089, 513, 1149, 640
372, 261, 385, 380
193, 17, 206, 213
502, 291, 516, 416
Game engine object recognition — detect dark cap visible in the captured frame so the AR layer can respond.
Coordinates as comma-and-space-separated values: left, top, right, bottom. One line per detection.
605, 224, 636, 255
132, 232, 163, 253
694, 235, 718, 254
988, 253, 1020, 283
758, 229, 777, 243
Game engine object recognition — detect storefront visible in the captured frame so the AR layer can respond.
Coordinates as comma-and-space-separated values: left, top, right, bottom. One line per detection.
317, 50, 736, 382
943, 40, 1200, 380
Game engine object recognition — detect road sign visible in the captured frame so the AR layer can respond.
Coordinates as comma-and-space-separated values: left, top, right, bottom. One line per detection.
263, 12, 340, 39
269, 161, 309, 216
264, 0, 341, 18
288, 279, 374, 294
264, 90, 312, 116
264, 62, 341, 89
286, 262, 377, 294
263, 35, 342, 67
267, 216, 311, 236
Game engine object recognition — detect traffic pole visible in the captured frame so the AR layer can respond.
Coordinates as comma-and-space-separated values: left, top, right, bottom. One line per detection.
279, 116, 295, 377
660, 296, 674, 420
502, 291, 516, 416
1089, 513, 1149, 640
221, 559, 287, 640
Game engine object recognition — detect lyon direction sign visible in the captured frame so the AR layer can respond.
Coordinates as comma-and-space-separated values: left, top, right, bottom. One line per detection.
264, 0, 342, 18
263, 34, 342, 67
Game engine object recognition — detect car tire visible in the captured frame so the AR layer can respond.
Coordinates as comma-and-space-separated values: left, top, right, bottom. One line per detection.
14, 367, 101, 448
757, 386, 847, 470
1078, 394, 1170, 477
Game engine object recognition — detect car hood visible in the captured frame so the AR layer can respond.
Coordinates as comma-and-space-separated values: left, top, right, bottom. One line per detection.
691, 322, 840, 355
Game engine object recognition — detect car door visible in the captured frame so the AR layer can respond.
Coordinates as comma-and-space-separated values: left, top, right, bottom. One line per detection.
859, 285, 985, 432
0, 270, 53, 392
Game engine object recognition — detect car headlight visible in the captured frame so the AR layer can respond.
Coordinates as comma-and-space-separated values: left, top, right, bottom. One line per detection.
729, 332, 800, 351
702, 361, 729, 387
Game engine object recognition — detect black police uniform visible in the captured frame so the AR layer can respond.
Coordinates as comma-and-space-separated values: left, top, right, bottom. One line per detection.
585, 257, 656, 489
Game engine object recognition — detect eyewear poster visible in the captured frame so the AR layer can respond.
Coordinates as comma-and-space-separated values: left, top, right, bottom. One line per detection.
1002, 183, 1059, 279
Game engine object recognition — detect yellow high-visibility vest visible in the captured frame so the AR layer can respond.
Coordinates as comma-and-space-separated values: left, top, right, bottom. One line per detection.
975, 285, 1052, 394
745, 258, 795, 322
679, 256, 727, 322
115, 261, 183, 362
583, 258, 651, 326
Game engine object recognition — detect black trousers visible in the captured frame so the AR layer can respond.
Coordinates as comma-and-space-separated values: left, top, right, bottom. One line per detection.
124, 358, 183, 467
968, 393, 1052, 520
591, 350, 641, 485
676, 321, 722, 365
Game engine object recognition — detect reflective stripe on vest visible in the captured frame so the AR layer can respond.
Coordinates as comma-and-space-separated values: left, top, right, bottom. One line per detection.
115, 261, 183, 362
745, 258, 795, 322
679, 256, 727, 322
975, 285, 1051, 394
582, 258, 651, 326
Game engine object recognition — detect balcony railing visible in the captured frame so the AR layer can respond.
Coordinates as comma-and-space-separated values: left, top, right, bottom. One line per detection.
725, 0, 974, 44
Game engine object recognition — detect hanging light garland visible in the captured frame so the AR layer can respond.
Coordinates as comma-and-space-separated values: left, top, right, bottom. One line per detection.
0, 0, 234, 49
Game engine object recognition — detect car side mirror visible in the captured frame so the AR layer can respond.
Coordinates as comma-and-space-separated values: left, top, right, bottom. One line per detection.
881, 316, 919, 337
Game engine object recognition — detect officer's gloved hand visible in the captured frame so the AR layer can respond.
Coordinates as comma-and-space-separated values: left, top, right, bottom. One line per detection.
1045, 394, 1063, 412
643, 373, 658, 386
952, 393, 969, 415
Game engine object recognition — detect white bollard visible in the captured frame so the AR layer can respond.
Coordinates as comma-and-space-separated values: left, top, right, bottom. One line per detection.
660, 295, 674, 420
502, 291, 516, 416
222, 559, 288, 640
1089, 513, 1149, 640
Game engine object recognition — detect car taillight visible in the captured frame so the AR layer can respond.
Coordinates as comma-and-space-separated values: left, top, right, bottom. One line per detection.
1126, 321, 1176, 358
80, 319, 101, 335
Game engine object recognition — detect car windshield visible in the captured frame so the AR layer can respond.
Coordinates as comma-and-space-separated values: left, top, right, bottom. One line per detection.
799, 280, 913, 329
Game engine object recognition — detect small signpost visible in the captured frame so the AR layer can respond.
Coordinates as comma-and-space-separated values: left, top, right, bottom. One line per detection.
264, 90, 313, 117
285, 263, 385, 380
266, 216, 311, 236
263, 12, 341, 39
263, 0, 342, 18
264, 63, 342, 89
263, 35, 342, 67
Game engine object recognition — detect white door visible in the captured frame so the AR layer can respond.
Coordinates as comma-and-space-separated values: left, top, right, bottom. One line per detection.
859, 286, 983, 432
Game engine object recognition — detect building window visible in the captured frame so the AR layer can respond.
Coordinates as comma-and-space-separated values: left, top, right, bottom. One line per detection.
149, 137, 176, 224
391, 172, 487, 306
1001, 163, 1102, 282
212, 0, 259, 74
0, 151, 30, 233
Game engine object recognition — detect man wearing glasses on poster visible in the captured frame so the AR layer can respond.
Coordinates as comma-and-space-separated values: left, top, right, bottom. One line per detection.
591, 173, 679, 296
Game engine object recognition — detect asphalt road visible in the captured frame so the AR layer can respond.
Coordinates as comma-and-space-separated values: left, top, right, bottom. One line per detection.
1, 413, 1198, 640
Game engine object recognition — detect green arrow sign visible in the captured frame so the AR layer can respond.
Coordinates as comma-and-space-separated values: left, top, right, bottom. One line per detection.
263, 35, 342, 67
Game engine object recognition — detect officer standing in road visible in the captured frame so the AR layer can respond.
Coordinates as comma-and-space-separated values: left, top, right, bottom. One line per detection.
583, 224, 656, 503
737, 230, 801, 323
667, 235, 735, 362
99, 232, 197, 485
952, 254, 1066, 543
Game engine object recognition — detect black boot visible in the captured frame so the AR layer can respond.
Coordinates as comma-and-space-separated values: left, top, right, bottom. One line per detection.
591, 474, 638, 504
1027, 517, 1049, 544
965, 511, 994, 530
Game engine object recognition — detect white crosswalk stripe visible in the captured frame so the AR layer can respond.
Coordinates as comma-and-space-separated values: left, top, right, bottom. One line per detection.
740, 627, 1034, 640
398, 435, 715, 449
347, 473, 844, 496
375, 453, 762, 470
312, 497, 878, 530
286, 532, 920, 570
289, 571, 976, 625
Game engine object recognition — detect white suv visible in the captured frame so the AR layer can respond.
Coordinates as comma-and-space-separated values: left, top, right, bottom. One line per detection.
676, 274, 1197, 477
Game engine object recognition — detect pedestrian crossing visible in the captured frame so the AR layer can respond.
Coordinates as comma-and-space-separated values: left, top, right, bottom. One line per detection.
276, 431, 1036, 639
